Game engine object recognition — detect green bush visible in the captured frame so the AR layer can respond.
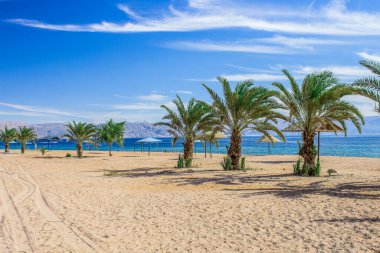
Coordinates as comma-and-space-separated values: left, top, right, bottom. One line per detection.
313, 159, 321, 176
293, 158, 302, 175
240, 157, 246, 171
39, 147, 48, 156
66, 153, 72, 158
327, 169, 337, 176
221, 157, 233, 171
185, 157, 192, 168
177, 154, 184, 168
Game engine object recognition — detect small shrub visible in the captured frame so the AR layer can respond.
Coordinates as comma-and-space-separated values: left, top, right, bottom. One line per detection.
327, 169, 337, 176
293, 158, 302, 175
185, 157, 192, 168
313, 159, 321, 176
66, 153, 72, 158
177, 154, 184, 168
302, 163, 310, 176
221, 157, 232, 171
39, 147, 48, 156
240, 157, 246, 171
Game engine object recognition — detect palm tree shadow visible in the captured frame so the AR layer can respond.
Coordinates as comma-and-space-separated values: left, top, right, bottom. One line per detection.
226, 181, 380, 200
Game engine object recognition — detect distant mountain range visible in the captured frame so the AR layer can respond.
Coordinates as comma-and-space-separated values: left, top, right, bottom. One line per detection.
0, 116, 379, 138
0, 121, 169, 138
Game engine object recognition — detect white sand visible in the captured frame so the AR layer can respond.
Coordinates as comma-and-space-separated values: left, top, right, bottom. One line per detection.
0, 150, 379, 252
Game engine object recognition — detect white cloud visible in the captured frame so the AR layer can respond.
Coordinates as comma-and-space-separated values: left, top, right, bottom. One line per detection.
357, 52, 380, 62
166, 35, 347, 54
171, 90, 193, 94
344, 95, 379, 117
117, 4, 143, 20
293, 65, 371, 79
167, 40, 296, 54
0, 102, 82, 117
190, 64, 372, 82
137, 94, 168, 101
8, 0, 380, 36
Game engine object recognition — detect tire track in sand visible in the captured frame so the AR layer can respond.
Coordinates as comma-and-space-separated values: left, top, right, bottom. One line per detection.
0, 168, 34, 252
15, 162, 103, 252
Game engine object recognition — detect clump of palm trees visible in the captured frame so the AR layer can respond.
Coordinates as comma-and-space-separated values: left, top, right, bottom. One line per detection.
273, 70, 364, 176
0, 126, 36, 153
98, 119, 126, 156
154, 96, 212, 167
64, 120, 126, 158
158, 63, 380, 176
202, 77, 285, 169
17, 126, 37, 154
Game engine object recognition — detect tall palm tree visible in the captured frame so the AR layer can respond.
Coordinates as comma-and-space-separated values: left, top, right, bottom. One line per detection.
0, 127, 17, 153
273, 70, 364, 176
202, 77, 285, 170
353, 60, 380, 113
155, 96, 212, 161
17, 126, 36, 154
98, 119, 126, 156
64, 121, 97, 158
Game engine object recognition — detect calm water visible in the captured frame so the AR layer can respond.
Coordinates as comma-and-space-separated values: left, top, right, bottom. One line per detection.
2, 135, 380, 158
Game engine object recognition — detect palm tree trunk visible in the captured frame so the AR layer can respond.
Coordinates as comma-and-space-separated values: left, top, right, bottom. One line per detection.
301, 131, 316, 176
5, 142, 9, 153
21, 142, 25, 154
109, 144, 112, 156
228, 131, 242, 170
77, 143, 83, 158
183, 139, 194, 160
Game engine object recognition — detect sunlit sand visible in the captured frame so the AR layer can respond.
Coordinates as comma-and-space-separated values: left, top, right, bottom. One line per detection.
0, 151, 379, 252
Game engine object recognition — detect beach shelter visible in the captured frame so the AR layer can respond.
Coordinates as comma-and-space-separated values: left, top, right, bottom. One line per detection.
36, 136, 61, 150
258, 135, 282, 155
135, 137, 162, 156
283, 123, 344, 160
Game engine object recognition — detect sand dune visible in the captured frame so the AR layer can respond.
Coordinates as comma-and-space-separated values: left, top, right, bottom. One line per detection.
0, 150, 379, 252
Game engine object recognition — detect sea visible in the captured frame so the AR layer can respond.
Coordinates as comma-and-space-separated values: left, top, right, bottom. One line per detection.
2, 135, 380, 158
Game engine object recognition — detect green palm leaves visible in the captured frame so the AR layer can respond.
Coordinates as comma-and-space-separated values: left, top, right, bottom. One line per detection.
274, 70, 364, 175
155, 95, 212, 159
17, 127, 36, 154
64, 121, 97, 158
202, 77, 285, 169
353, 60, 380, 113
0, 127, 17, 153
98, 119, 126, 156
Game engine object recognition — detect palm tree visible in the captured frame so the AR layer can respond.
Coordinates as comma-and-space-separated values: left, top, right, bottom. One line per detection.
0, 127, 17, 153
353, 60, 380, 113
202, 77, 285, 170
17, 126, 36, 154
273, 70, 364, 176
98, 119, 126, 156
64, 121, 97, 158
155, 96, 212, 161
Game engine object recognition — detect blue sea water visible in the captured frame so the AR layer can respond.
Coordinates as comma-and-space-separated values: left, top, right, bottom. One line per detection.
2, 135, 380, 158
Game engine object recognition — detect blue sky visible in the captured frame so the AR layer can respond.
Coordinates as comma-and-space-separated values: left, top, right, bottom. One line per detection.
1, 0, 380, 123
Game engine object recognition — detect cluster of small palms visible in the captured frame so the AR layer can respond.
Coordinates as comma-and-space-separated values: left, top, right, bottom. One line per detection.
0, 120, 126, 158
157, 63, 380, 176
0, 126, 36, 154
64, 120, 126, 158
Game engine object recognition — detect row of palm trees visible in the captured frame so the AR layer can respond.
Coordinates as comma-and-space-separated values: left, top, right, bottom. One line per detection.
0, 126, 37, 154
156, 60, 380, 176
0, 120, 126, 158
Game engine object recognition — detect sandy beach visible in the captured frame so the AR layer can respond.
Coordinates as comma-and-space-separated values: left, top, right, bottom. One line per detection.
0, 150, 379, 252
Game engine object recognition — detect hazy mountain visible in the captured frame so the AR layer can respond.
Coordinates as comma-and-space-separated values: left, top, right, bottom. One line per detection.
0, 116, 379, 138
0, 121, 170, 138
